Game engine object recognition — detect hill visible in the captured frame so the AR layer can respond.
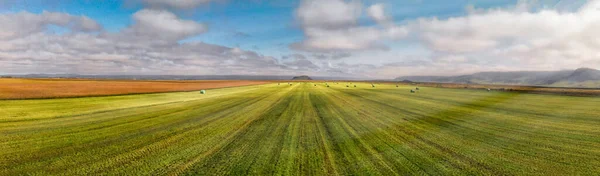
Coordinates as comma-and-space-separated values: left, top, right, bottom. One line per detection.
395, 68, 600, 88
291, 75, 312, 80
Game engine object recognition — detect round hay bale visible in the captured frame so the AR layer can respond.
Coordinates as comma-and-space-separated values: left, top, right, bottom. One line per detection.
416, 87, 420, 90
410, 89, 415, 93
487, 88, 491, 92
396, 85, 398, 87
354, 85, 357, 87
200, 90, 206, 94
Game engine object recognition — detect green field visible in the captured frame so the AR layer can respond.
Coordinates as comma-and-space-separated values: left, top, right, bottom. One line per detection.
1, 83, 599, 175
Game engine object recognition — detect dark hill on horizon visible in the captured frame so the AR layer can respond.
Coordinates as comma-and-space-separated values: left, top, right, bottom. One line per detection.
292, 75, 312, 80
395, 68, 600, 88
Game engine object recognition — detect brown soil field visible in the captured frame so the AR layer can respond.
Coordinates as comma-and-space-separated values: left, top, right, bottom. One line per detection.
0, 78, 270, 99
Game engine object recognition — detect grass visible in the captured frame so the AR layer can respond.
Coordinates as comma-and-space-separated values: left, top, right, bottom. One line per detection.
1, 82, 599, 175
393, 81, 600, 96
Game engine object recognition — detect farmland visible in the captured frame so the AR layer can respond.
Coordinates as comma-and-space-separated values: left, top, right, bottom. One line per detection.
400, 81, 600, 96
0, 78, 270, 99
1, 82, 600, 175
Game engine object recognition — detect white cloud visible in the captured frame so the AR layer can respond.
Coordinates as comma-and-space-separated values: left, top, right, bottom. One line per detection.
296, 26, 409, 51
367, 3, 389, 25
122, 9, 207, 42
281, 54, 320, 71
296, 0, 361, 29
0, 10, 295, 76
414, 7, 581, 53
0, 31, 291, 75
134, 0, 215, 9
0, 11, 101, 40
293, 0, 600, 77
408, 0, 600, 71
292, 0, 408, 52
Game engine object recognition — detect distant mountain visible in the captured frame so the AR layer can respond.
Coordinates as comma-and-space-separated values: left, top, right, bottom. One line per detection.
292, 75, 312, 80
395, 68, 600, 88
565, 68, 600, 82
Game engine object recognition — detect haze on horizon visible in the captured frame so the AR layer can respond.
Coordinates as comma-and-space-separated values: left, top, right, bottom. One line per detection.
0, 0, 598, 79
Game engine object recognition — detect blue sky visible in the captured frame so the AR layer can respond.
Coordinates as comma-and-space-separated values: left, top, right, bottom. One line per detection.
0, 0, 595, 78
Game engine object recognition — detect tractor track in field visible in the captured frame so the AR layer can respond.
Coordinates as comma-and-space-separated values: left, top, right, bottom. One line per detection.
335, 87, 600, 159
307, 92, 341, 175
168, 85, 298, 176
321, 87, 463, 174
330, 87, 553, 171
83, 86, 284, 175
332, 87, 597, 167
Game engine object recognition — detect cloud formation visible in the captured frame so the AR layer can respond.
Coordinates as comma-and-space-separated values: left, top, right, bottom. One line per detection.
0, 11, 101, 40
295, 0, 361, 29
0, 9, 358, 77
281, 54, 320, 71
415, 1, 600, 54
292, 0, 408, 52
132, 0, 215, 9
0, 10, 290, 76
122, 9, 207, 42
407, 0, 600, 71
366, 3, 389, 25
290, 0, 600, 77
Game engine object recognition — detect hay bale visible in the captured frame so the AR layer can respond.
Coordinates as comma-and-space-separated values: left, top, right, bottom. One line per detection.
372, 84, 375, 88
200, 90, 206, 94
487, 88, 491, 92
410, 89, 415, 93
354, 85, 357, 87
346, 85, 349, 87
396, 85, 398, 87
327, 85, 330, 87
416, 87, 420, 90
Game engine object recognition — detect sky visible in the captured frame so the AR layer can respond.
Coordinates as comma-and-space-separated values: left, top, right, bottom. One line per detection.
0, 0, 597, 79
